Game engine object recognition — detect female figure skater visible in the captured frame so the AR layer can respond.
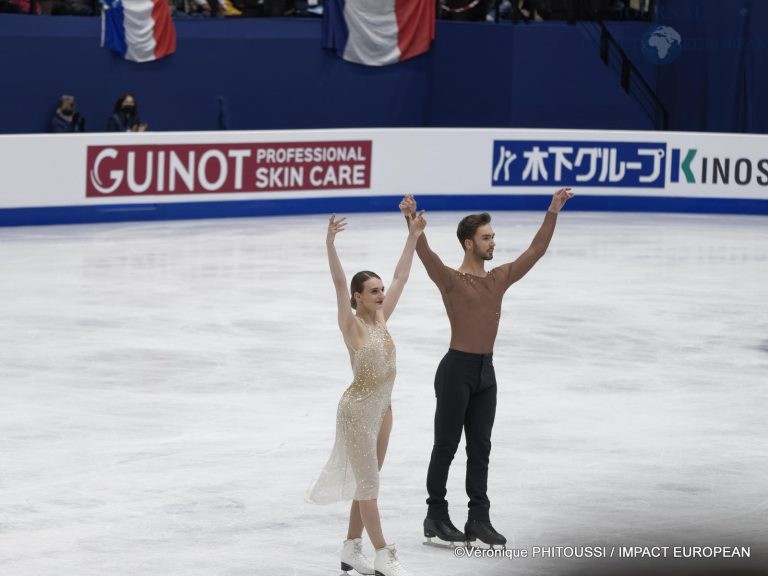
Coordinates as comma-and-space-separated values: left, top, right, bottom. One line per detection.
307, 205, 425, 576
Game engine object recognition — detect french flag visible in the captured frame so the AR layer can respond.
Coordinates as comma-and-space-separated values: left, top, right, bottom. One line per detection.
101, 0, 176, 63
322, 0, 435, 66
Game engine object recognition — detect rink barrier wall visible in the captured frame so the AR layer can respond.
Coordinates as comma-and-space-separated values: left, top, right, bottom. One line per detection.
2, 196, 768, 228
1, 128, 767, 226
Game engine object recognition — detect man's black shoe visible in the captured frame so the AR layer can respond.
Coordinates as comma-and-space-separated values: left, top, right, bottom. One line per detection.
464, 519, 507, 548
423, 517, 465, 547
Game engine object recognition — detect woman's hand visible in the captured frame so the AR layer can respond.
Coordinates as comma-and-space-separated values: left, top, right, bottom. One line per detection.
326, 214, 347, 245
407, 210, 426, 237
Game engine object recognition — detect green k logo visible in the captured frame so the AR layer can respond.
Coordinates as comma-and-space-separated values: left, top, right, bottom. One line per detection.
682, 149, 697, 183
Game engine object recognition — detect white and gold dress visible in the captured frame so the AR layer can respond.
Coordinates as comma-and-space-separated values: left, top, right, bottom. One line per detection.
307, 320, 396, 503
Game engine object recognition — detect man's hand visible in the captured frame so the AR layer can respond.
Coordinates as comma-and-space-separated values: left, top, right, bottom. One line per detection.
548, 188, 574, 214
399, 194, 417, 218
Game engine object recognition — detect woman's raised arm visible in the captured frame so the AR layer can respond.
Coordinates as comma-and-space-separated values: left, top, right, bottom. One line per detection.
382, 205, 426, 321
326, 215, 357, 340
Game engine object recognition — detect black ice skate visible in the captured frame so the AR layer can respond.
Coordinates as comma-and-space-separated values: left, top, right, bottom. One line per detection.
464, 520, 507, 550
422, 517, 466, 548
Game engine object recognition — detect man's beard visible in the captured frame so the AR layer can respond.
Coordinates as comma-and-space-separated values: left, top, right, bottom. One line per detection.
474, 247, 493, 261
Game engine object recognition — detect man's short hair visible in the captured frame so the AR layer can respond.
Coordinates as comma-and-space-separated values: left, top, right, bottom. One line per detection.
457, 212, 491, 249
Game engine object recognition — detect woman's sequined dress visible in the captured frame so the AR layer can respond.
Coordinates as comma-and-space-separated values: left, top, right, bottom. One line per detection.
307, 321, 396, 503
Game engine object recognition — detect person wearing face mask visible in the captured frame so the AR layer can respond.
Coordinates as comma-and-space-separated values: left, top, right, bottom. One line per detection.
107, 94, 148, 132
48, 95, 86, 133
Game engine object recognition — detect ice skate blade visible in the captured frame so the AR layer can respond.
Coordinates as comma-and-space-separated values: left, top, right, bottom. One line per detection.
340, 561, 373, 576
423, 536, 463, 549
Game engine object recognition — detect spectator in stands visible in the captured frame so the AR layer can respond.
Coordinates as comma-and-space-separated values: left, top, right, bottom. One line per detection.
1, 0, 42, 13
219, 0, 242, 15
51, 0, 95, 15
173, 0, 241, 17
181, 0, 215, 16
488, 0, 543, 22
107, 94, 148, 132
0, 0, 21, 12
49, 94, 86, 133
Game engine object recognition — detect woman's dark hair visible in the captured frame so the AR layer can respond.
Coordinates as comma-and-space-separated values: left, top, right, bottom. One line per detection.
350, 271, 381, 309
113, 94, 138, 115
457, 212, 491, 250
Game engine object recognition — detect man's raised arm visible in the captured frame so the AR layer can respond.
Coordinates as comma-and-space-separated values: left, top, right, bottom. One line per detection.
500, 188, 574, 287
399, 195, 453, 291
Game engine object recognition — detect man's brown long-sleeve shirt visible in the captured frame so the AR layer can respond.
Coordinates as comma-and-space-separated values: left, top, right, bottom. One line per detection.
416, 212, 557, 354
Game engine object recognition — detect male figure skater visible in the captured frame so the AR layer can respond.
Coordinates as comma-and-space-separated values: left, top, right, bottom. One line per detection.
402, 188, 573, 548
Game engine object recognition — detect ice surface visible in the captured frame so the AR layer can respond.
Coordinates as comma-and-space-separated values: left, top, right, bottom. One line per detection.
1, 211, 767, 575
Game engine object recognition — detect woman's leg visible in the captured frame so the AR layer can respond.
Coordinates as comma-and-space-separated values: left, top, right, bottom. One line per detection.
362, 406, 393, 549
347, 500, 364, 540
346, 499, 387, 549
347, 406, 393, 539
377, 406, 393, 469
358, 499, 386, 550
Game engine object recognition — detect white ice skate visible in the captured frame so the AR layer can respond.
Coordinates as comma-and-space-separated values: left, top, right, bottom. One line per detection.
341, 538, 374, 575
374, 544, 411, 576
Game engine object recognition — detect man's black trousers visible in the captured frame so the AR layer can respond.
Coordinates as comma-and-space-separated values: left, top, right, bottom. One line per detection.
426, 348, 497, 522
